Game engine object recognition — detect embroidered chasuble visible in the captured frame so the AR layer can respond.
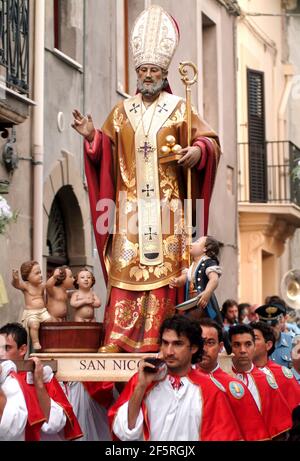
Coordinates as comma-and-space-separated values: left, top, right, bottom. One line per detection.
84, 90, 220, 352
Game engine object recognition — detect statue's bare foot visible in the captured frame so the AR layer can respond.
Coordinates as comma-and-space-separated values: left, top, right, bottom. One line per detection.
33, 342, 42, 350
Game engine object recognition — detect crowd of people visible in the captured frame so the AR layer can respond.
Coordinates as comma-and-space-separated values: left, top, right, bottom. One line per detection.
1, 299, 300, 441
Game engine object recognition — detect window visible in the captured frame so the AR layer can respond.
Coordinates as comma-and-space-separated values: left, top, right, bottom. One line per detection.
247, 69, 267, 203
53, 0, 83, 63
0, 0, 29, 95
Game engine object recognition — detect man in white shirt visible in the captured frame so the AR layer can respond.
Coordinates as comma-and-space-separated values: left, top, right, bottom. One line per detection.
0, 323, 81, 441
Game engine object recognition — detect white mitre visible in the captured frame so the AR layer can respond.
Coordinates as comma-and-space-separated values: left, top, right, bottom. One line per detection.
131, 4, 179, 71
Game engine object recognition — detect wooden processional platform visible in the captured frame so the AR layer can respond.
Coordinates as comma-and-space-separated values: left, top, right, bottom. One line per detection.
31, 353, 234, 382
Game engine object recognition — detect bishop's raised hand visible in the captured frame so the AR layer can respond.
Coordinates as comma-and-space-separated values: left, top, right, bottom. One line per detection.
71, 109, 96, 143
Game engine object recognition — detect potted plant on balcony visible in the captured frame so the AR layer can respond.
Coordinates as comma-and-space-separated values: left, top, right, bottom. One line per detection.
0, 195, 17, 235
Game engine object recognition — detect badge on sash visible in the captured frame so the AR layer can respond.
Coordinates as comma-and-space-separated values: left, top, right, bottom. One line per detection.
229, 381, 245, 399
281, 366, 293, 379
266, 374, 278, 389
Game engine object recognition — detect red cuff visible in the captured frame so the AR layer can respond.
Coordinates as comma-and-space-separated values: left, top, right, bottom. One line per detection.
84, 129, 102, 159
193, 139, 207, 170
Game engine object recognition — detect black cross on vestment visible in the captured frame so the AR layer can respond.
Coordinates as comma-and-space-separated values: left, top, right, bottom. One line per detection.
158, 103, 168, 113
142, 184, 154, 197
130, 103, 141, 113
145, 227, 158, 241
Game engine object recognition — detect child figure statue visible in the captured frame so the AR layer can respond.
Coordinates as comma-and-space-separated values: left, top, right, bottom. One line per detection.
70, 268, 101, 322
12, 261, 52, 350
46, 266, 75, 321
169, 236, 223, 324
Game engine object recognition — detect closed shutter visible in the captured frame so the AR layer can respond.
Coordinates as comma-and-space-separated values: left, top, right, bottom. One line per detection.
247, 69, 267, 202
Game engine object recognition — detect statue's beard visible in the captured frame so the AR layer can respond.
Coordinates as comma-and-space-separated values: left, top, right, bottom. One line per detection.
137, 78, 166, 97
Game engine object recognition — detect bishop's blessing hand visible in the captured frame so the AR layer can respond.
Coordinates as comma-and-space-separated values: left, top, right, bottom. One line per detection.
72, 109, 96, 143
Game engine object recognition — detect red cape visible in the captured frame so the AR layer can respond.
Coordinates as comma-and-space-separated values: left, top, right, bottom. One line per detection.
45, 377, 83, 440
210, 367, 270, 441
108, 368, 242, 441
84, 129, 219, 284
82, 381, 114, 409
233, 366, 292, 438
11, 371, 46, 442
265, 360, 300, 412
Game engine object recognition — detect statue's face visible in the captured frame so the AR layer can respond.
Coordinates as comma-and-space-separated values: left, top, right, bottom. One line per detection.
77, 270, 93, 289
190, 236, 207, 258
28, 264, 43, 285
137, 64, 167, 97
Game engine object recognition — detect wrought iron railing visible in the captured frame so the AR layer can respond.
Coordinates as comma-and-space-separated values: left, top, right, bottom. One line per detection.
0, 0, 29, 95
238, 141, 300, 207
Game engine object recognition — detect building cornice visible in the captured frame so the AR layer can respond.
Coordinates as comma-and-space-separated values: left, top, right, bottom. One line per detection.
216, 0, 241, 16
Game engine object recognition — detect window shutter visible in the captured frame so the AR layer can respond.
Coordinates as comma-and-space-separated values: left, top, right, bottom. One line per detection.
247, 69, 267, 202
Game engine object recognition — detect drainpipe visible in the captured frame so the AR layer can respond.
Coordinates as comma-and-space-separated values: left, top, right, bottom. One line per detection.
32, 0, 45, 266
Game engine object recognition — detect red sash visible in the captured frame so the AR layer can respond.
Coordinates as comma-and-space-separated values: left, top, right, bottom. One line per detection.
82, 381, 114, 409
266, 360, 300, 411
11, 371, 46, 441
44, 377, 83, 440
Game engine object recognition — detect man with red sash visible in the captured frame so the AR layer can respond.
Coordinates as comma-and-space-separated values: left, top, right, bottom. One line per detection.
196, 319, 270, 441
251, 320, 300, 411
72, 5, 221, 353
109, 315, 242, 441
229, 324, 292, 439
0, 323, 82, 441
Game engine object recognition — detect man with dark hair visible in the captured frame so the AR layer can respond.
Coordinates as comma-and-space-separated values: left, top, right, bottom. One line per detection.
0, 323, 82, 441
238, 303, 250, 324
109, 315, 242, 441
229, 324, 292, 439
197, 319, 270, 440
222, 299, 239, 329
251, 321, 300, 411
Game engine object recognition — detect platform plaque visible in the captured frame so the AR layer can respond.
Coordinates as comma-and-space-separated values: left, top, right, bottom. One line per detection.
31, 352, 233, 382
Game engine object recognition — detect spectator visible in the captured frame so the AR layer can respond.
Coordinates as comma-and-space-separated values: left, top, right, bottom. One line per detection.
222, 299, 239, 330
247, 304, 259, 322
238, 303, 250, 324
255, 302, 293, 368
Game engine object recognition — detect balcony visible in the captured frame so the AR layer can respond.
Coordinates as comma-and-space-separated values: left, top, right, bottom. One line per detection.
239, 141, 300, 206
238, 141, 300, 228
238, 141, 300, 303
0, 0, 32, 126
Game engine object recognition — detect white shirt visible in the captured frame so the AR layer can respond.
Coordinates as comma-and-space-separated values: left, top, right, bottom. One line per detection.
113, 375, 202, 441
40, 399, 67, 441
233, 364, 261, 411
0, 364, 27, 441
